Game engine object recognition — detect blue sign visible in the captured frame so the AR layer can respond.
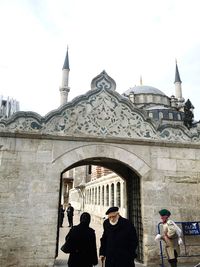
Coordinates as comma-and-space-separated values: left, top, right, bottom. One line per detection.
182, 222, 200, 236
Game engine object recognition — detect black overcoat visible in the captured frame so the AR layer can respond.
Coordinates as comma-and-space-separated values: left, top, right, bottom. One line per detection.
99, 216, 138, 267
65, 223, 98, 267
66, 206, 74, 218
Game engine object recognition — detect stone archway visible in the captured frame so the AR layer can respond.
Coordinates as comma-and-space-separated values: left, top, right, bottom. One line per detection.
52, 143, 150, 177
1, 69, 200, 266
53, 143, 151, 262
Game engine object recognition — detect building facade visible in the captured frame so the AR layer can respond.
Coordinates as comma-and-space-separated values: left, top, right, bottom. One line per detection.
0, 52, 200, 266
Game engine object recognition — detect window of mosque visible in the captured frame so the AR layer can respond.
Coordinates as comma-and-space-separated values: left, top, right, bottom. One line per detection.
111, 183, 114, 206
140, 95, 145, 103
149, 112, 153, 118
159, 112, 163, 119
169, 112, 173, 119
88, 165, 92, 174
166, 97, 170, 105
135, 96, 139, 102
177, 113, 181, 120
148, 95, 153, 102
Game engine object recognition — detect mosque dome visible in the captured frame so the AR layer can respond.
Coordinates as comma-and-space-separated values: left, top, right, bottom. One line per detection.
123, 85, 166, 96
122, 84, 171, 110
122, 84, 185, 122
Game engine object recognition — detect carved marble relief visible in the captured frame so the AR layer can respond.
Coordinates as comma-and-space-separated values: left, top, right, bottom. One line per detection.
0, 71, 200, 143
43, 89, 158, 139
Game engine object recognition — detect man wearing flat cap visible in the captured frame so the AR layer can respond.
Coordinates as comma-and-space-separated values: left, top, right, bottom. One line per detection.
158, 209, 181, 267
99, 206, 138, 267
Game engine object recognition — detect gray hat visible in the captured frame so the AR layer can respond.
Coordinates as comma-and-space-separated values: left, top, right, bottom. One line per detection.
106, 206, 119, 215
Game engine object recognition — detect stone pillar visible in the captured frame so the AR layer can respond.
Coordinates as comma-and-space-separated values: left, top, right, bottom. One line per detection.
121, 181, 125, 208
114, 182, 117, 206
109, 183, 112, 207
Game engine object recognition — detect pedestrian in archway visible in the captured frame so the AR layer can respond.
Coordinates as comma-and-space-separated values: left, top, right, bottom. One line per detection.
66, 203, 74, 227
99, 206, 138, 267
59, 204, 65, 227
157, 209, 181, 267
63, 212, 98, 267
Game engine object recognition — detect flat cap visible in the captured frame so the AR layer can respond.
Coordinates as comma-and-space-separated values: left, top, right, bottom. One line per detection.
106, 206, 119, 215
159, 209, 171, 217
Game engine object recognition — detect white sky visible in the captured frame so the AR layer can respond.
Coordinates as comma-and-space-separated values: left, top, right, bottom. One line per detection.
0, 0, 200, 119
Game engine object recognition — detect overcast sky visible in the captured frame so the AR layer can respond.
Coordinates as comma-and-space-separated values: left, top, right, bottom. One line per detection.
0, 0, 200, 119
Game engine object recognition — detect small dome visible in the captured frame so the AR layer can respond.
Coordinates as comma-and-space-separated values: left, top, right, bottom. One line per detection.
123, 85, 166, 96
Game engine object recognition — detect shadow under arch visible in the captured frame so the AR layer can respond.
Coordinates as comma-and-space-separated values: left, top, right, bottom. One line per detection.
55, 144, 151, 263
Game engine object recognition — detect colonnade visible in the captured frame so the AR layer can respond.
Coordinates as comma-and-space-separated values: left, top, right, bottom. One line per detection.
68, 173, 127, 219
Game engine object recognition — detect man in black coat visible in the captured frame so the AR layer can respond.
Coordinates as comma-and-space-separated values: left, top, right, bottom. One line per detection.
66, 203, 74, 227
63, 212, 98, 267
59, 204, 65, 227
99, 207, 138, 267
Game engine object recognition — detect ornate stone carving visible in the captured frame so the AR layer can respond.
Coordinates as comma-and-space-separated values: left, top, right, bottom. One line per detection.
0, 72, 200, 143
43, 89, 158, 139
159, 126, 191, 142
91, 70, 116, 91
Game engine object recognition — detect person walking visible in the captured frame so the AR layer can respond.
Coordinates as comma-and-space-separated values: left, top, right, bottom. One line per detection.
157, 209, 181, 267
63, 212, 98, 267
66, 203, 74, 227
99, 206, 138, 267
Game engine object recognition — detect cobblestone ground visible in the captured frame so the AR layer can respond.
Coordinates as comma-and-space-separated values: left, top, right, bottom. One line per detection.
54, 211, 199, 267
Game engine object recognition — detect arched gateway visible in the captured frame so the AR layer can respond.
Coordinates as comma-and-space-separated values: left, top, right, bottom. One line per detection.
54, 144, 150, 262
0, 71, 200, 266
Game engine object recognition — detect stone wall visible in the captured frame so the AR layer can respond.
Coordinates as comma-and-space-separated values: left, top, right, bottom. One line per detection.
0, 135, 200, 266
142, 146, 200, 264
0, 137, 60, 267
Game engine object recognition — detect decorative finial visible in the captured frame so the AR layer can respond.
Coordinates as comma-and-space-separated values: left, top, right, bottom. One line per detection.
91, 71, 116, 91
140, 75, 143, 86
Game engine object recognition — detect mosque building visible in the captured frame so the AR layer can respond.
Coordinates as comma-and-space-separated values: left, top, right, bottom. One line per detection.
1, 48, 200, 266
59, 49, 196, 219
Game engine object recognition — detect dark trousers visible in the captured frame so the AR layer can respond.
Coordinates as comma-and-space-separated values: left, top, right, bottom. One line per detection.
67, 215, 73, 226
168, 250, 178, 267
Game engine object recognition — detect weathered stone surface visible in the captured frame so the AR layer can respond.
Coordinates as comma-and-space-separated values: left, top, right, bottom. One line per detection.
0, 79, 200, 266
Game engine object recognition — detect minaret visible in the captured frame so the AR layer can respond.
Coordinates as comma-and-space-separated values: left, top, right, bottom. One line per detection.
174, 59, 182, 100
140, 75, 143, 86
59, 47, 70, 105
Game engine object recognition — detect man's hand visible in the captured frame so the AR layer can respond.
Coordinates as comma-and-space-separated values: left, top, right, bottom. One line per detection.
99, 255, 105, 262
